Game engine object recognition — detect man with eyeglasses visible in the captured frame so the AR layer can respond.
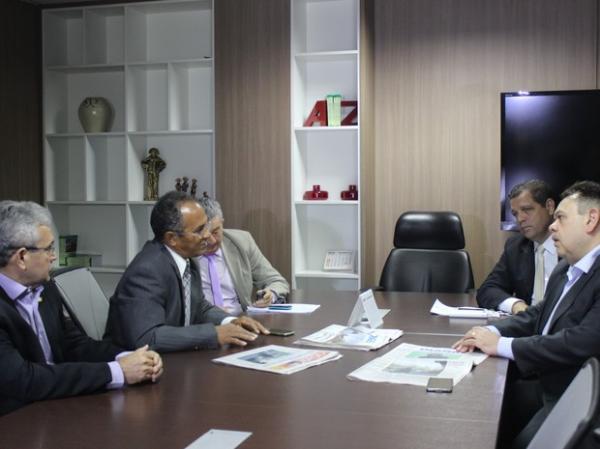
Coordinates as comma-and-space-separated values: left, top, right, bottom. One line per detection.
0, 201, 163, 416
196, 195, 289, 315
105, 191, 269, 353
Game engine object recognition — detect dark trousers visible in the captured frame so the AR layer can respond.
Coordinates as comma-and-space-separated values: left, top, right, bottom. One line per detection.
497, 363, 544, 449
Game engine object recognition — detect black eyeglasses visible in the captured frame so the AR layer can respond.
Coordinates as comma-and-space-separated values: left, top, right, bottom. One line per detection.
12, 243, 56, 255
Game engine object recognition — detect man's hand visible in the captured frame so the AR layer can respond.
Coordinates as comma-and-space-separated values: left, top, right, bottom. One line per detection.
232, 316, 270, 335
511, 301, 528, 315
216, 323, 258, 346
118, 345, 164, 385
452, 326, 499, 356
253, 289, 274, 307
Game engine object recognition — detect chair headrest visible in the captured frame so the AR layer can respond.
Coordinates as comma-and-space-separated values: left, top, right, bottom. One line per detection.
393, 211, 466, 250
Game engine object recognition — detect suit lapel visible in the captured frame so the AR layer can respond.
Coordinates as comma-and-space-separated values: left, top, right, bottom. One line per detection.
537, 265, 568, 332
0, 286, 47, 362
519, 239, 535, 298
221, 232, 243, 300
37, 284, 65, 361
159, 244, 186, 326
544, 258, 600, 332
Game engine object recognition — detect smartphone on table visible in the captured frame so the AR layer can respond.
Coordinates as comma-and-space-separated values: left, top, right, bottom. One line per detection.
426, 377, 453, 393
269, 328, 295, 337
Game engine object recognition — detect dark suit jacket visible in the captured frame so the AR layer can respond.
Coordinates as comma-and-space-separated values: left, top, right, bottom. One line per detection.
105, 240, 229, 353
494, 258, 600, 400
0, 281, 121, 416
477, 234, 535, 309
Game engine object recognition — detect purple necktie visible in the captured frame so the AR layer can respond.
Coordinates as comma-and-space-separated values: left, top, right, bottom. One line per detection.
206, 254, 224, 307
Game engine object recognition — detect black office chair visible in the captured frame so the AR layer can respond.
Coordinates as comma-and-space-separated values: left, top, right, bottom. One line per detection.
527, 357, 600, 449
378, 211, 474, 293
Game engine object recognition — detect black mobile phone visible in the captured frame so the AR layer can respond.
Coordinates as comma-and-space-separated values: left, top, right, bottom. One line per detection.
269, 328, 295, 337
426, 377, 453, 393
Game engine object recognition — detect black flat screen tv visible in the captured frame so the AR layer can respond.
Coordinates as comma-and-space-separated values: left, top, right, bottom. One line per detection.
500, 89, 600, 230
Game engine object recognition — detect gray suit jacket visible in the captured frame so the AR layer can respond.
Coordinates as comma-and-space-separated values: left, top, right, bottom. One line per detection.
494, 257, 600, 399
105, 240, 229, 353
219, 229, 289, 310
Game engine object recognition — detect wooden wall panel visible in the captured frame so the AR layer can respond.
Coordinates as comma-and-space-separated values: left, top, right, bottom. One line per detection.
360, 0, 376, 286
215, 0, 291, 280
0, 0, 42, 202
372, 0, 598, 287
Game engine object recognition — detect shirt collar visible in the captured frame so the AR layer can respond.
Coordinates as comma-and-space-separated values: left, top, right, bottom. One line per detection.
200, 248, 223, 260
164, 245, 188, 278
533, 235, 557, 255
542, 235, 557, 256
0, 272, 44, 302
567, 243, 600, 280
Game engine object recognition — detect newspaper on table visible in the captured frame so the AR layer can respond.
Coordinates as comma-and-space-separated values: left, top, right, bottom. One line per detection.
430, 299, 502, 318
295, 324, 403, 351
212, 344, 341, 375
347, 343, 488, 386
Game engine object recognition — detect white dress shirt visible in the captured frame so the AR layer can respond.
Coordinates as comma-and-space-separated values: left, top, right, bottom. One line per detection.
498, 235, 559, 313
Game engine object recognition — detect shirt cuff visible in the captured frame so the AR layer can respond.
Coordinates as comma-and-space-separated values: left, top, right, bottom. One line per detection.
498, 297, 521, 314
222, 316, 236, 325
106, 361, 125, 389
496, 337, 515, 360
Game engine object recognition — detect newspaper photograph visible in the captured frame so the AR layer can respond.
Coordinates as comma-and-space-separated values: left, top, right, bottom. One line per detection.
295, 324, 403, 351
347, 343, 488, 386
213, 344, 342, 375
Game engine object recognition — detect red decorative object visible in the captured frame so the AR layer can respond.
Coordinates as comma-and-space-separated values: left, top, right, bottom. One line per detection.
341, 101, 358, 126
303, 185, 329, 200
341, 184, 358, 200
303, 100, 359, 127
303, 100, 328, 127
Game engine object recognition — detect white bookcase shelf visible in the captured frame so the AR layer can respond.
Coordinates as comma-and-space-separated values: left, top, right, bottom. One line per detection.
43, 0, 215, 296
291, 0, 361, 291
295, 270, 359, 279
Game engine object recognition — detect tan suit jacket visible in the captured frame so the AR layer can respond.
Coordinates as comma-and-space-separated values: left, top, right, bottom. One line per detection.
221, 229, 289, 310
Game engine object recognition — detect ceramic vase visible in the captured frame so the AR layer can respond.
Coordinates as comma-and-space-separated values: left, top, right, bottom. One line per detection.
78, 97, 113, 133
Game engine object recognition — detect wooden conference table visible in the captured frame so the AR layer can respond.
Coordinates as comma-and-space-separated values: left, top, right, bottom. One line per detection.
0, 291, 509, 449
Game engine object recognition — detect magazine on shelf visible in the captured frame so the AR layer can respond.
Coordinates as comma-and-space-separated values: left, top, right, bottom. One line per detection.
212, 345, 342, 375
347, 343, 488, 386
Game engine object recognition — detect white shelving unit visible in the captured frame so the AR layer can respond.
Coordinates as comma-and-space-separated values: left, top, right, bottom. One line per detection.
42, 0, 214, 296
291, 0, 361, 291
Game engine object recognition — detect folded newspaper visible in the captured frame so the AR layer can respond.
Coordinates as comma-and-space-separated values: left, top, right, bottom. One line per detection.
295, 324, 403, 351
347, 343, 488, 386
212, 344, 342, 375
430, 299, 501, 318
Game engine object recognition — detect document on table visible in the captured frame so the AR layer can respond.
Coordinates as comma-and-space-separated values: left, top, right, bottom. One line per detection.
430, 299, 501, 318
295, 324, 403, 351
185, 429, 252, 449
246, 303, 321, 314
347, 343, 488, 386
213, 344, 341, 375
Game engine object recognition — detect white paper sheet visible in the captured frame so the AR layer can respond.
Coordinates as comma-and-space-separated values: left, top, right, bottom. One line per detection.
430, 299, 501, 318
185, 429, 252, 449
246, 303, 321, 314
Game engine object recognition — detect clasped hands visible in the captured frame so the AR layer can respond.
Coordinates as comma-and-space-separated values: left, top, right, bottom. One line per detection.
452, 326, 500, 356
216, 316, 270, 347
118, 345, 164, 385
